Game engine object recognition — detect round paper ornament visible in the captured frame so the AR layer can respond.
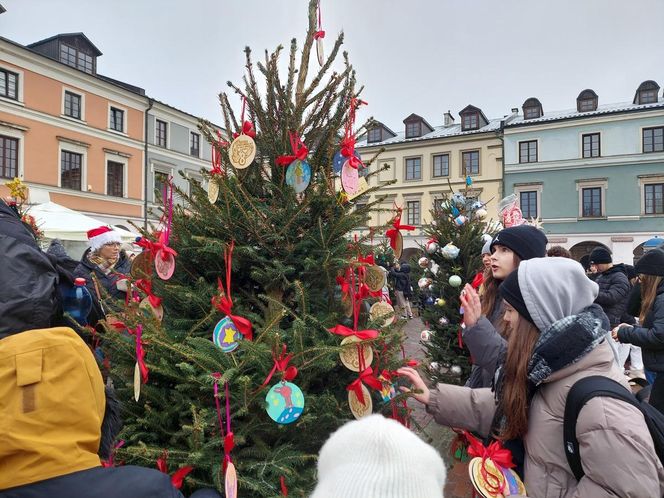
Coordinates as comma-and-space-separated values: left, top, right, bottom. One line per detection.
228, 134, 256, 169
369, 301, 395, 328
393, 231, 404, 260
133, 361, 141, 402
207, 178, 219, 204
364, 265, 387, 292
212, 316, 242, 353
418, 277, 432, 290
449, 275, 462, 287
155, 250, 175, 280
441, 243, 460, 260
425, 240, 439, 254
468, 457, 526, 498
333, 150, 361, 175
225, 461, 238, 498
420, 329, 431, 341
140, 297, 164, 322
265, 381, 305, 424
348, 383, 372, 419
341, 161, 359, 195
418, 257, 430, 268
436, 298, 446, 307
339, 335, 374, 372
131, 251, 152, 279
285, 159, 312, 194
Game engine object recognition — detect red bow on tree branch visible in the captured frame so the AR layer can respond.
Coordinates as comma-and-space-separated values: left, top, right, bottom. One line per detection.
260, 344, 298, 389
129, 325, 148, 384
464, 431, 515, 495
276, 132, 308, 166
347, 366, 382, 406
385, 208, 415, 251
328, 324, 379, 341
156, 450, 194, 490
135, 279, 162, 309
232, 120, 256, 139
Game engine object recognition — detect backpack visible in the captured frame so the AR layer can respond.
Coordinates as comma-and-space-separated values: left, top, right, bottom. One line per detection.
563, 375, 664, 480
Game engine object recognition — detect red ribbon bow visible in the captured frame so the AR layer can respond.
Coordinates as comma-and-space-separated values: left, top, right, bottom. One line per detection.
101, 440, 125, 468
211, 130, 229, 175
465, 431, 515, 495
156, 450, 194, 490
152, 230, 178, 260
328, 324, 379, 341
276, 131, 308, 166
471, 271, 484, 290
340, 137, 363, 169
385, 208, 415, 251
232, 120, 256, 139
347, 366, 382, 406
135, 279, 162, 309
130, 325, 149, 384
260, 344, 298, 389
313, 0, 325, 40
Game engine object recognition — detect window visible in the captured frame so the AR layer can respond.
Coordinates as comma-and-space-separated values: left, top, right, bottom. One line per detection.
462, 150, 480, 175
405, 122, 420, 138
524, 107, 540, 119
582, 187, 602, 217
643, 127, 664, 153
522, 98, 543, 119
406, 200, 420, 226
190, 132, 200, 157
64, 91, 81, 119
639, 90, 658, 105
578, 98, 596, 112
582, 133, 600, 158
154, 171, 169, 201
110, 107, 124, 132
156, 120, 167, 148
0, 68, 18, 100
462, 113, 478, 131
645, 183, 664, 215
519, 141, 538, 163
0, 135, 18, 178
61, 150, 82, 190
432, 154, 449, 177
59, 43, 94, 74
519, 191, 538, 219
367, 128, 382, 143
106, 161, 124, 197
405, 157, 421, 180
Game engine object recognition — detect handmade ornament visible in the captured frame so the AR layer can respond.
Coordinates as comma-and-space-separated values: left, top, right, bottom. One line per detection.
348, 384, 372, 419
155, 250, 175, 280
333, 150, 361, 175
153, 179, 178, 280
208, 130, 228, 204
207, 178, 220, 204
229, 98, 257, 169
449, 275, 462, 287
347, 176, 370, 201
498, 194, 526, 228
418, 277, 432, 290
385, 207, 414, 259
314, 0, 325, 66
266, 381, 305, 424
131, 325, 148, 402
452, 192, 466, 207
441, 243, 460, 260
425, 240, 439, 255
436, 298, 446, 307
213, 316, 242, 353
339, 335, 374, 372
466, 175, 473, 186
364, 265, 387, 292
341, 161, 359, 195
454, 215, 467, 226
369, 301, 395, 328
429, 362, 440, 371
285, 159, 312, 193
131, 251, 152, 279
418, 257, 430, 268
466, 431, 525, 498
425, 296, 435, 306
225, 462, 238, 498
420, 329, 431, 341
140, 297, 164, 322
133, 361, 141, 402
378, 374, 396, 403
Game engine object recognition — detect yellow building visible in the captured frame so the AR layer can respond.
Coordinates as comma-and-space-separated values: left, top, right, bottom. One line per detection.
356, 106, 506, 254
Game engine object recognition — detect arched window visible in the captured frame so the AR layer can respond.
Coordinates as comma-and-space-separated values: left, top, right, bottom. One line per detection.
577, 89, 598, 112
634, 80, 660, 105
522, 98, 543, 119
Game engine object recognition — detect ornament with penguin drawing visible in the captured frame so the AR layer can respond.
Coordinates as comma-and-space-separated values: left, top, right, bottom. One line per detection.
228, 97, 257, 169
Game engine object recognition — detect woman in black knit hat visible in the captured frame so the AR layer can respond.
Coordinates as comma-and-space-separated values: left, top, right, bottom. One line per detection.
614, 249, 664, 413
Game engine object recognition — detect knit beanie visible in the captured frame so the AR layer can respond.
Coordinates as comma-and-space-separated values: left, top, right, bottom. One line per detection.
635, 248, 664, 277
499, 270, 535, 326
46, 239, 68, 259
311, 415, 446, 498
481, 235, 492, 256
589, 247, 612, 265
87, 226, 122, 252
490, 225, 548, 261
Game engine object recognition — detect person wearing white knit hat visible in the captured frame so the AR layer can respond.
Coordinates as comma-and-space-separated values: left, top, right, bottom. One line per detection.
310, 414, 446, 498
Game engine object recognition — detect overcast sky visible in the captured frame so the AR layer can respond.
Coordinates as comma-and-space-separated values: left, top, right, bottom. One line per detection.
2, 0, 664, 129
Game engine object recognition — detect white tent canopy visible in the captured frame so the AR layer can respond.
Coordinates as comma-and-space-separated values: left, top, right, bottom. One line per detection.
28, 202, 139, 242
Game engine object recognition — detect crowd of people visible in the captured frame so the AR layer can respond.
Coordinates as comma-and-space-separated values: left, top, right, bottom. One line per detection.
3, 193, 664, 497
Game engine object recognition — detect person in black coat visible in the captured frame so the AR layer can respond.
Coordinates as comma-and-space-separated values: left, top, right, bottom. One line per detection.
589, 247, 631, 327
389, 261, 413, 319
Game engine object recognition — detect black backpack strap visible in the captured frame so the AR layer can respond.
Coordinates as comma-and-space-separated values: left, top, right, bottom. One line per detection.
563, 375, 639, 481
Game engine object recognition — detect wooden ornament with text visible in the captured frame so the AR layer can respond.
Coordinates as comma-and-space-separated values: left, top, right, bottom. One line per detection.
348, 384, 372, 419
207, 178, 220, 204
229, 134, 256, 169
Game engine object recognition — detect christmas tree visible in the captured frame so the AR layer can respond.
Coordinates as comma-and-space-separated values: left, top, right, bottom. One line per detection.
99, 2, 406, 496
415, 183, 494, 384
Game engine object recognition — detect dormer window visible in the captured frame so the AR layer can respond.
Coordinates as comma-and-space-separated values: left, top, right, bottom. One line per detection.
462, 113, 479, 131
522, 98, 543, 119
60, 43, 94, 74
577, 89, 598, 112
634, 80, 660, 105
363, 121, 398, 144
405, 121, 420, 138
28, 34, 101, 76
367, 128, 382, 143
402, 113, 433, 139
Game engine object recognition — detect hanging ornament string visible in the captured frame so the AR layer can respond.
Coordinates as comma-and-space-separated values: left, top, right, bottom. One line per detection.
233, 96, 256, 139
313, 0, 325, 40
385, 206, 415, 252
223, 381, 234, 469
465, 431, 515, 496
259, 344, 298, 390
211, 130, 229, 176
211, 241, 253, 340
156, 449, 194, 490
135, 279, 162, 309
276, 131, 309, 166
131, 325, 148, 384
280, 476, 289, 496
212, 373, 226, 438
340, 98, 367, 169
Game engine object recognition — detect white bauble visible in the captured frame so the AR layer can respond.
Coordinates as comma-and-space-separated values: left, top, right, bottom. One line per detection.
448, 275, 462, 287
451, 365, 462, 376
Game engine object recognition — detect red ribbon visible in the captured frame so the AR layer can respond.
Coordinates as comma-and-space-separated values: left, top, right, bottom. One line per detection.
260, 344, 298, 389
328, 324, 379, 341
385, 207, 415, 251
211, 241, 253, 341
280, 476, 289, 496
471, 271, 484, 290
313, 0, 325, 40
211, 130, 229, 175
131, 325, 148, 384
156, 450, 194, 490
153, 230, 178, 261
232, 97, 256, 139
276, 131, 308, 166
101, 440, 125, 468
135, 279, 162, 309
465, 431, 515, 496
339, 98, 367, 169
347, 366, 382, 406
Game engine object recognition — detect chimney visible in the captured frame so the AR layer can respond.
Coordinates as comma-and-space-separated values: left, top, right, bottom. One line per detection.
443, 110, 455, 127
511, 107, 519, 115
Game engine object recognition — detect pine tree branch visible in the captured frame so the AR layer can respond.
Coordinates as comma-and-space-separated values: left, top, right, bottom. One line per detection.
295, 0, 319, 108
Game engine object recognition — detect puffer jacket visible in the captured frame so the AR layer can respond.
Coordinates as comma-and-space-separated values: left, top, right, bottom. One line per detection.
389, 267, 410, 293
618, 280, 664, 372
426, 340, 664, 497
463, 297, 506, 389
594, 264, 631, 327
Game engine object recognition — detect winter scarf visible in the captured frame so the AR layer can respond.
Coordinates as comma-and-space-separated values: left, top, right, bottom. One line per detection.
88, 253, 119, 275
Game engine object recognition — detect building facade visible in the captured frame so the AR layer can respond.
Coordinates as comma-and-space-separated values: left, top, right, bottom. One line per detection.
504, 81, 664, 265
357, 107, 505, 257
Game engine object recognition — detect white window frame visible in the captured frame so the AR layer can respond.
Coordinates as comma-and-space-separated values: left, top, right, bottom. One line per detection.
150, 162, 175, 203
57, 139, 88, 191
576, 179, 607, 218
154, 118, 170, 149
108, 103, 128, 135
104, 152, 129, 198
639, 175, 664, 216
403, 194, 423, 226
61, 86, 86, 122
0, 64, 24, 105
0, 123, 26, 179
513, 183, 543, 221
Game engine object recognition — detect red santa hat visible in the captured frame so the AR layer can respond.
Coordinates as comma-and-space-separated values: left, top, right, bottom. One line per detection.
87, 226, 122, 251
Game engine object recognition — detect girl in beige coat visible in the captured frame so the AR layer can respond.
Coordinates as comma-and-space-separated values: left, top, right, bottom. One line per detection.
400, 257, 664, 498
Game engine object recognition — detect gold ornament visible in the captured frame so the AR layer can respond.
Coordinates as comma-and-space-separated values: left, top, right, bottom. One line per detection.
369, 301, 395, 328
339, 335, 373, 372
348, 384, 372, 419
364, 265, 386, 292
207, 178, 220, 204
229, 134, 256, 169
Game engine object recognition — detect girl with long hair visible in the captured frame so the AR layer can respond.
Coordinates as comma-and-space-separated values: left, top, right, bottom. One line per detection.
614, 249, 664, 412
400, 257, 664, 497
